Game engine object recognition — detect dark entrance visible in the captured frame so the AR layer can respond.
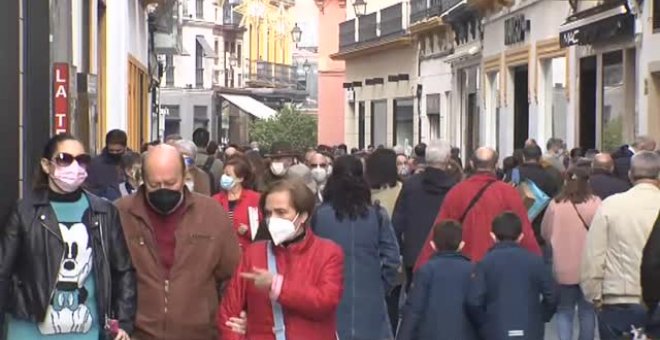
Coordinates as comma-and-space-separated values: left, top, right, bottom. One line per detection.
466, 93, 479, 158
579, 56, 597, 150
513, 66, 529, 148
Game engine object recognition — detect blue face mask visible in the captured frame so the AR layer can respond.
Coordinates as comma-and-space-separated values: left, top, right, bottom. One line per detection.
220, 174, 236, 190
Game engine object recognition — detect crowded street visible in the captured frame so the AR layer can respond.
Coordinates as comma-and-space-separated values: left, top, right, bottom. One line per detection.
2, 0, 660, 340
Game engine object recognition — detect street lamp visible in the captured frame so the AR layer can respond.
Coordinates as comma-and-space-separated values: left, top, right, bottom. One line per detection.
291, 23, 302, 45
353, 0, 367, 17
302, 59, 311, 74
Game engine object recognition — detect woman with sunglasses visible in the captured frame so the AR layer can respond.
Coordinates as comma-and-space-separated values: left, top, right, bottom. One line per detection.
0, 133, 136, 340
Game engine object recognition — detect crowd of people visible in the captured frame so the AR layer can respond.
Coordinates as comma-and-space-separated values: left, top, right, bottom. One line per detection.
0, 127, 659, 340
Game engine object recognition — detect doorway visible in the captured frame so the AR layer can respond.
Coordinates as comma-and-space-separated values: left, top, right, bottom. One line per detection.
466, 93, 479, 158
513, 66, 529, 148
579, 56, 597, 150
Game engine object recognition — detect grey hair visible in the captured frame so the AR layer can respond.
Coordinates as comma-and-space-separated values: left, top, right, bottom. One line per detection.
633, 135, 657, 151
174, 139, 198, 160
392, 145, 405, 155
630, 151, 660, 181
425, 139, 452, 166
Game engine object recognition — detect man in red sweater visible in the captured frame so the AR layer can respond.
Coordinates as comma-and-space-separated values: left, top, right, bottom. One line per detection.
415, 147, 541, 270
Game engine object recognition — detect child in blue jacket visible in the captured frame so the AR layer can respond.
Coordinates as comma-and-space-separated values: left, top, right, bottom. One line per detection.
397, 220, 478, 340
466, 212, 557, 340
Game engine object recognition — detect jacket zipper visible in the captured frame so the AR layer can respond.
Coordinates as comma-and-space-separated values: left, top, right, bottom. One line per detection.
39, 220, 65, 312
97, 218, 113, 323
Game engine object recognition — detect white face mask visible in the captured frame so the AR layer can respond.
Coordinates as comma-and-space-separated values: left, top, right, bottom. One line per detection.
310, 167, 328, 183
267, 213, 300, 246
270, 162, 286, 176
185, 180, 195, 192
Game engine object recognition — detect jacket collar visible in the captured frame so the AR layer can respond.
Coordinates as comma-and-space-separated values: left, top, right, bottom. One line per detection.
490, 240, 521, 251
127, 186, 195, 223
275, 225, 315, 254
31, 188, 110, 214
432, 250, 471, 262
632, 182, 660, 192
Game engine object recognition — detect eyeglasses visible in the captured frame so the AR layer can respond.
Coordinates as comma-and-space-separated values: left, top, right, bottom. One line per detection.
310, 163, 328, 169
52, 153, 92, 168
183, 156, 195, 167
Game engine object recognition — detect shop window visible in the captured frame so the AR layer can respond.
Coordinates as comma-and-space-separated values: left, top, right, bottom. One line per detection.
127, 58, 150, 150
541, 57, 568, 142
166, 55, 174, 87
194, 105, 209, 130
165, 120, 181, 137
602, 51, 624, 152
393, 98, 414, 148
371, 100, 388, 147
358, 102, 366, 150
427, 94, 441, 140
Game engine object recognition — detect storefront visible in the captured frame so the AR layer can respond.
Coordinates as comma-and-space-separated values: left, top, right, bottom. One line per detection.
481, 0, 571, 157
444, 1, 483, 157
559, 0, 637, 152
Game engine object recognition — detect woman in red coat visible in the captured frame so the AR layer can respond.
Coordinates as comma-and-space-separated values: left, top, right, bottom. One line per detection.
218, 179, 344, 340
213, 156, 262, 248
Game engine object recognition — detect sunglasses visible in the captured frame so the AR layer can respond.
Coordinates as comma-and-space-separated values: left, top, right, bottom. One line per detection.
310, 163, 328, 169
52, 153, 92, 168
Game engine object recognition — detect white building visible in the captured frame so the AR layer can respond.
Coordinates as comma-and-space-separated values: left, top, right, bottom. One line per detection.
160, 0, 224, 141
333, 0, 419, 150
480, 0, 571, 158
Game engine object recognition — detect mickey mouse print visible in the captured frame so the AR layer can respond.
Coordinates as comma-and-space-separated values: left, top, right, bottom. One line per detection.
38, 222, 94, 335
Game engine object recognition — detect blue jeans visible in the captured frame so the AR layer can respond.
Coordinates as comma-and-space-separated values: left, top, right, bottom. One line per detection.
598, 304, 647, 339
555, 285, 596, 340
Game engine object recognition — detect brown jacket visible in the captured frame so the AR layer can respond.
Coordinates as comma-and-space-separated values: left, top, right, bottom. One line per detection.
116, 188, 241, 340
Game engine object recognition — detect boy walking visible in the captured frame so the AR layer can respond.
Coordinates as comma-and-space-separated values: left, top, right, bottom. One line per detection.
397, 220, 478, 340
466, 212, 557, 339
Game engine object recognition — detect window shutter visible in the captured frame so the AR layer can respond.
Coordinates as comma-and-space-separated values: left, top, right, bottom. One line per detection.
654, 0, 660, 30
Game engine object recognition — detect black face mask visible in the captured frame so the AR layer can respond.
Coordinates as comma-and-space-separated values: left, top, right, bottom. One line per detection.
108, 152, 123, 163
147, 189, 183, 215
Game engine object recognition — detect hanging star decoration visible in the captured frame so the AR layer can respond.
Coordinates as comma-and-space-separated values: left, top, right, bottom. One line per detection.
269, 3, 293, 38
234, 0, 274, 26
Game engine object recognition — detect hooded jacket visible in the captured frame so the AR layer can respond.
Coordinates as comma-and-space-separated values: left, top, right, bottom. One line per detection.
392, 167, 458, 267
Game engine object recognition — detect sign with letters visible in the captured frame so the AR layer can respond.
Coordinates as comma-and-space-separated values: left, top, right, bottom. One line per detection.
53, 63, 70, 135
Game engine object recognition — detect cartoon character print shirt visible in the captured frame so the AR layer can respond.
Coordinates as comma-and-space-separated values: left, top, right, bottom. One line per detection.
6, 193, 100, 340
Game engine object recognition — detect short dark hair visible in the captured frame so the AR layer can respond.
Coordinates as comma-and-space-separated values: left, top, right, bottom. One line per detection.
34, 133, 80, 189
522, 145, 542, 162
261, 179, 316, 223
492, 212, 522, 241
226, 155, 254, 187
192, 128, 210, 148
365, 148, 398, 189
432, 220, 463, 252
207, 141, 219, 155
414, 143, 427, 158
120, 151, 142, 171
106, 129, 127, 146
338, 144, 348, 152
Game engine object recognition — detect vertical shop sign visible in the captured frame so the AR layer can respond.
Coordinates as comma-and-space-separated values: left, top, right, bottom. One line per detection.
53, 63, 69, 134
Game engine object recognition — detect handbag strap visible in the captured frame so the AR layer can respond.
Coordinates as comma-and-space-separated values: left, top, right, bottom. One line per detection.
267, 242, 286, 340
459, 180, 496, 223
570, 202, 590, 230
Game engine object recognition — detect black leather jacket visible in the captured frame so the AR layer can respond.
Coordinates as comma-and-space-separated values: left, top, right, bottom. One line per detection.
0, 189, 136, 337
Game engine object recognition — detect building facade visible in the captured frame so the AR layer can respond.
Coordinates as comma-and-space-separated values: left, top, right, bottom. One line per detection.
333, 0, 418, 150
315, 0, 347, 145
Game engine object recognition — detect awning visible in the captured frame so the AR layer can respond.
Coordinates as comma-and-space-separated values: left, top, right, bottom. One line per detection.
220, 94, 277, 120
196, 35, 217, 58
559, 0, 634, 48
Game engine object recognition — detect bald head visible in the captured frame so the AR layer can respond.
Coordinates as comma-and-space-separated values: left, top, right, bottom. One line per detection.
592, 153, 614, 173
633, 136, 657, 152
630, 151, 660, 183
471, 147, 499, 172
142, 144, 186, 191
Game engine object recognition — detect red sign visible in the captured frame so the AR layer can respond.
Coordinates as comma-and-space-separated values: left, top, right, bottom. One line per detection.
53, 63, 69, 134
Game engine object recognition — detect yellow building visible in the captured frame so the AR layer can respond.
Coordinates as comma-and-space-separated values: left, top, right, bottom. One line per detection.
235, 0, 296, 87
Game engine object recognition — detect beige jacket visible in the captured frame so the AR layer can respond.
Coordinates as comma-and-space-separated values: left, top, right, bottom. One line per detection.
581, 183, 660, 305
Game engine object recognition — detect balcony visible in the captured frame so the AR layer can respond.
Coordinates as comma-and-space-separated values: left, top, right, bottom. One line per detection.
335, 2, 411, 58
410, 0, 443, 24
221, 3, 244, 29
246, 60, 296, 88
